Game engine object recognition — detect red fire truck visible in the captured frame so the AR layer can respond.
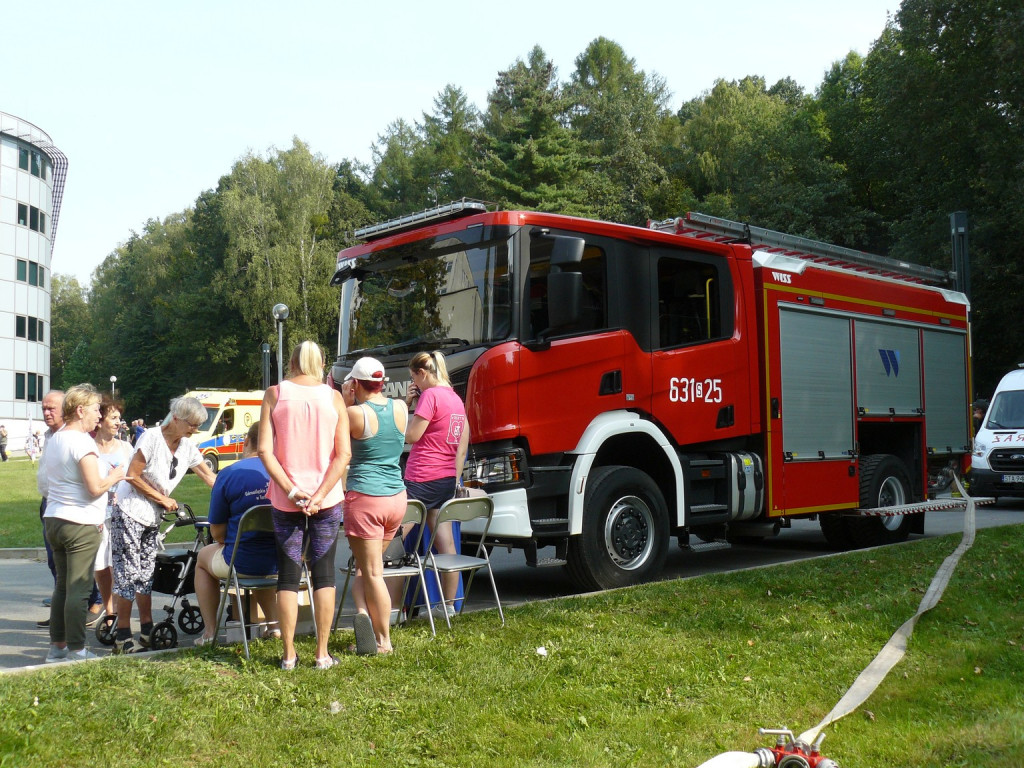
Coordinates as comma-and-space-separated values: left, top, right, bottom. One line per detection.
331, 202, 971, 590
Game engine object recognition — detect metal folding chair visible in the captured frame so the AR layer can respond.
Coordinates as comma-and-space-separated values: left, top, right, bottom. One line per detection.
333, 500, 436, 636
422, 495, 504, 628
211, 504, 314, 659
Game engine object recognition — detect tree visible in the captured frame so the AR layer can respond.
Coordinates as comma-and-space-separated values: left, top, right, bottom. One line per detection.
219, 138, 339, 358
674, 76, 870, 243
567, 37, 670, 223
48, 274, 91, 389
418, 85, 483, 203
477, 45, 597, 215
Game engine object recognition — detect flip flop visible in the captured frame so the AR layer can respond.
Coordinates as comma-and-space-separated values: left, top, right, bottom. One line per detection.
353, 613, 377, 656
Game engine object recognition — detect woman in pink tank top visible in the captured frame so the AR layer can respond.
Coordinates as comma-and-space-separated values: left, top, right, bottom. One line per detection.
258, 341, 351, 670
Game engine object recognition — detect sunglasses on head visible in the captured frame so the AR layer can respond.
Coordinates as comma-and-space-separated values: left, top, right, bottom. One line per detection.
169, 456, 179, 480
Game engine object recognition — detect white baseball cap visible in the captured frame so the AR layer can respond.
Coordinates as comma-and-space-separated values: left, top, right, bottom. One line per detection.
345, 357, 388, 382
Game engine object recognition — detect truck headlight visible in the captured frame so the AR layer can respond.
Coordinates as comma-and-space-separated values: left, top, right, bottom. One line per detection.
464, 449, 526, 487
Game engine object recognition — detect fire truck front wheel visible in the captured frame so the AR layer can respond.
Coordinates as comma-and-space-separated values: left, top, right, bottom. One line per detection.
566, 465, 669, 591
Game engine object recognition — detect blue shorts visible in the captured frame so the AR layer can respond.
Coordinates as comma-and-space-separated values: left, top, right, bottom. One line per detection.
404, 477, 456, 511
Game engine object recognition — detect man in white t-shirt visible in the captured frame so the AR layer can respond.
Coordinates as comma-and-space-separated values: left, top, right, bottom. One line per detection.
35, 390, 64, 628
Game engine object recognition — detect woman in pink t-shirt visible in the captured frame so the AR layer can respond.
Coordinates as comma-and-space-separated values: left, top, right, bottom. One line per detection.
402, 351, 470, 616
258, 341, 351, 670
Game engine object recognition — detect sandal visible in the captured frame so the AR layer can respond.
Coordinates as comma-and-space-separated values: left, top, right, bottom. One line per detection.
353, 613, 377, 656
314, 654, 339, 670
280, 655, 299, 670
193, 635, 216, 647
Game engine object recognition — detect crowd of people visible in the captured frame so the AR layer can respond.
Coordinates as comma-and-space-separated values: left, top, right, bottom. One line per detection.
34, 341, 470, 668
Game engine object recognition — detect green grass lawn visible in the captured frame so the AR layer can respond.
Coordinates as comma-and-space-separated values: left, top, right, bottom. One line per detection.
0, 460, 212, 548
1, 523, 1022, 767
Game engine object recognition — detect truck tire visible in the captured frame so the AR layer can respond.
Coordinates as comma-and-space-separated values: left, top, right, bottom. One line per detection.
847, 454, 913, 548
203, 452, 219, 474
818, 513, 851, 550
566, 465, 669, 591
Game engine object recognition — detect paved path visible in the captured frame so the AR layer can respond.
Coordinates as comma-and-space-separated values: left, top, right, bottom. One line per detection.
4, 504, 1021, 673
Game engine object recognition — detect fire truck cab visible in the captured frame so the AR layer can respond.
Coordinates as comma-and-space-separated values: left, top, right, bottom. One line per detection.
331, 202, 971, 590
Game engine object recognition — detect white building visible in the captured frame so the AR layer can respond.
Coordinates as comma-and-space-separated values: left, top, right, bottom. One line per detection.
0, 112, 67, 454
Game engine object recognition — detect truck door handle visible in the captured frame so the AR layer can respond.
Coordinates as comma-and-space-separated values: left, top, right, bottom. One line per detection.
599, 370, 622, 396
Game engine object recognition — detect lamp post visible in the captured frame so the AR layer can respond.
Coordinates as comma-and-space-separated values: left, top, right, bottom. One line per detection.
272, 303, 289, 383
109, 375, 117, 397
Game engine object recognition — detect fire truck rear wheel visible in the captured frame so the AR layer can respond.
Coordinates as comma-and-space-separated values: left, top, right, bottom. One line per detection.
566, 465, 669, 591
848, 454, 912, 547
203, 453, 219, 474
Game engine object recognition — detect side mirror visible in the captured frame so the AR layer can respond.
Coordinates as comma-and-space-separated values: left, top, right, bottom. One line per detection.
545, 235, 585, 331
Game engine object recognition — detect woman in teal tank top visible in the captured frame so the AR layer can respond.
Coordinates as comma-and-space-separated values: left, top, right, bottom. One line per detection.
342, 357, 409, 655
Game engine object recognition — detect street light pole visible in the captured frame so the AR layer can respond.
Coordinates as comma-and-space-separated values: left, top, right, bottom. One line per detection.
110, 375, 117, 397
271, 304, 289, 383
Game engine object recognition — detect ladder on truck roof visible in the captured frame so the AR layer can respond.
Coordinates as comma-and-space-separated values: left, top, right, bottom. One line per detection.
650, 212, 955, 287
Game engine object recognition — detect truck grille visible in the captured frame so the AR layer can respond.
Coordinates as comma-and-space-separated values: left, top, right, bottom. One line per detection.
988, 448, 1024, 472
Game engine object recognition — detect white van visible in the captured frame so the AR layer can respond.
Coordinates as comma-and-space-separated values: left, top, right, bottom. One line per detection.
970, 367, 1024, 498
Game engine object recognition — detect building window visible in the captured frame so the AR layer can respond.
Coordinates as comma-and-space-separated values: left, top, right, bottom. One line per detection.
19, 148, 29, 171
16, 260, 45, 287
31, 151, 41, 177
14, 316, 44, 341
15, 204, 46, 234
14, 372, 45, 403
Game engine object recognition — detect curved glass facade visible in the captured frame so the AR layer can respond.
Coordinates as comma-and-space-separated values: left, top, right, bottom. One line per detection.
0, 112, 67, 452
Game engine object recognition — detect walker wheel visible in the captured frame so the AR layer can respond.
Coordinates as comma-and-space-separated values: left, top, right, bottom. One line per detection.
177, 604, 204, 635
96, 615, 117, 646
150, 620, 178, 650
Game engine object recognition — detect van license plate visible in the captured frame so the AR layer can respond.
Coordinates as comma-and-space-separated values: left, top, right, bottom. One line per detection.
1002, 474, 1024, 483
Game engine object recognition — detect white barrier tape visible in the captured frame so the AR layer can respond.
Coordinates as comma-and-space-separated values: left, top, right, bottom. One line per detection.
798, 477, 976, 744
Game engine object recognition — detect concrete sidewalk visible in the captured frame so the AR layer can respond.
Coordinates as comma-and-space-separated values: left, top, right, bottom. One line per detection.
0, 555, 84, 671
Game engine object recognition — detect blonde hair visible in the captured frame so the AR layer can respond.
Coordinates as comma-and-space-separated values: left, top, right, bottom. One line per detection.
289, 340, 325, 380
62, 384, 100, 422
408, 351, 451, 386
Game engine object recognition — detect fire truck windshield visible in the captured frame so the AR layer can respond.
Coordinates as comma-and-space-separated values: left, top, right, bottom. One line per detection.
338, 235, 512, 358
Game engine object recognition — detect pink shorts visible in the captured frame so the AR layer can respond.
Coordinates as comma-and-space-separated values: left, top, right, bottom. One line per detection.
343, 489, 407, 541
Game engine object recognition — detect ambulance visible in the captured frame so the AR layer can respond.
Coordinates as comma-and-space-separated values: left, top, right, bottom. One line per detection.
179, 390, 264, 473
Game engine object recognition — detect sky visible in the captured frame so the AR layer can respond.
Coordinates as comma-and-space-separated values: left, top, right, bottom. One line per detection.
3, 0, 897, 285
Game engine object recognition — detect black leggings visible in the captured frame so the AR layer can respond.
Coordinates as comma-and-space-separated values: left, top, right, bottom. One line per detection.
271, 505, 343, 591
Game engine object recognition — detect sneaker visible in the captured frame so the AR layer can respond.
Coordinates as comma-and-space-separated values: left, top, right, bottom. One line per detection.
280, 655, 299, 670
36, 618, 50, 629
431, 603, 457, 619
314, 654, 339, 670
44, 645, 68, 663
42, 597, 52, 607
138, 628, 152, 649
353, 613, 377, 656
112, 636, 136, 655
70, 648, 99, 661
85, 608, 106, 629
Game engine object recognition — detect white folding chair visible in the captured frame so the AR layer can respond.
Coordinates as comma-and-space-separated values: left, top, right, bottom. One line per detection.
423, 496, 504, 628
333, 499, 436, 636
211, 504, 314, 660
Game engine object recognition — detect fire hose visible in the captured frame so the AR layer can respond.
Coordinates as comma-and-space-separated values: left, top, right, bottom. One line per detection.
694, 476, 979, 768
